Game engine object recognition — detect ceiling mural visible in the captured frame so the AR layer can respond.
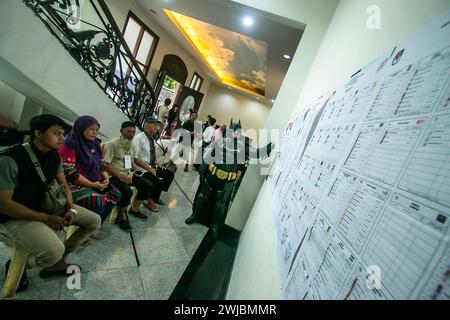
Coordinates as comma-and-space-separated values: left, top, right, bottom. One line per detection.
164, 9, 267, 97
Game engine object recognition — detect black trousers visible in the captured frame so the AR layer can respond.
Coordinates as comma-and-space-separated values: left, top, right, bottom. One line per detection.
157, 166, 175, 192
142, 172, 162, 202
142, 167, 174, 201
110, 174, 154, 208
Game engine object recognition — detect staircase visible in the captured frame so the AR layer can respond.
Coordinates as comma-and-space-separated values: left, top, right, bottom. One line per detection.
22, 0, 156, 131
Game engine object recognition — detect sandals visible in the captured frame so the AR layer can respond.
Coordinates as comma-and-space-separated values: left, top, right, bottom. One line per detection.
5, 260, 29, 293
90, 232, 102, 240
39, 264, 82, 279
144, 202, 159, 212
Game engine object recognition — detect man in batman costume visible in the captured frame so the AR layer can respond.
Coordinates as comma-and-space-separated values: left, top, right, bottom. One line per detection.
185, 120, 274, 238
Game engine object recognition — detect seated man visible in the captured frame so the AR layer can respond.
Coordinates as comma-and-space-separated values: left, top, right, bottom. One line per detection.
103, 121, 158, 231
133, 118, 175, 209
0, 114, 101, 292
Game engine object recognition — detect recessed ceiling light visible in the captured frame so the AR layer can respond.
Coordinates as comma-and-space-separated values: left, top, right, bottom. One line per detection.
243, 16, 254, 27
271, 99, 275, 103
283, 54, 291, 60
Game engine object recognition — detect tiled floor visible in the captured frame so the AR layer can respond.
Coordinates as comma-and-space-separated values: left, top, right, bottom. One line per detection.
0, 167, 207, 300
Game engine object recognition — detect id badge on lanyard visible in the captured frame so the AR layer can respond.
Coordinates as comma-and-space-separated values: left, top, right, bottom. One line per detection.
124, 154, 132, 169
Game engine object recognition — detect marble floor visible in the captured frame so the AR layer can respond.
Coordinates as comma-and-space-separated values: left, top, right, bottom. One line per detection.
0, 167, 207, 300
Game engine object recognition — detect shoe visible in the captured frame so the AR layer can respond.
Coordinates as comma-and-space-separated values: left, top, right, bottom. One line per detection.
156, 198, 166, 206
210, 228, 219, 239
115, 218, 132, 232
80, 239, 92, 247
185, 215, 196, 225
184, 166, 189, 172
5, 260, 29, 293
129, 209, 148, 221
39, 264, 81, 279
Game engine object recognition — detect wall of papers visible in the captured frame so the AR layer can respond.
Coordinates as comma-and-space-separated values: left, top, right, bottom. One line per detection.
270, 11, 450, 300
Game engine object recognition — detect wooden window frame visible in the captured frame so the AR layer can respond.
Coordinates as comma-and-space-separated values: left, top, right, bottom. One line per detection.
121, 11, 159, 79
190, 72, 203, 91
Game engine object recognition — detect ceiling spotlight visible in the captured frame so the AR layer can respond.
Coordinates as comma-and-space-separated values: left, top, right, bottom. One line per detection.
271, 99, 275, 103
283, 54, 291, 60
243, 16, 254, 27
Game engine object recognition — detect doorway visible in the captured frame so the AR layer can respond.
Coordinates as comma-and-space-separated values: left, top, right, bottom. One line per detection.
157, 74, 180, 111
154, 54, 188, 105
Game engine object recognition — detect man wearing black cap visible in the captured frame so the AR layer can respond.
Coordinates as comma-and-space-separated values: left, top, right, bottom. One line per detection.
185, 121, 274, 238
133, 118, 175, 210
103, 121, 158, 231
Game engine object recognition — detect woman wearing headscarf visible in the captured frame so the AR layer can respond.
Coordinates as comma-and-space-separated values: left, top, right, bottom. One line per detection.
58, 116, 121, 240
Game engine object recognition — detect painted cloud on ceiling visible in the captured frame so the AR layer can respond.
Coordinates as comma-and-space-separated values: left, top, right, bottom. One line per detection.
165, 10, 267, 97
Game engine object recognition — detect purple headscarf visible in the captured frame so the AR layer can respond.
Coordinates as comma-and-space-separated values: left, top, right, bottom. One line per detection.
64, 115, 102, 182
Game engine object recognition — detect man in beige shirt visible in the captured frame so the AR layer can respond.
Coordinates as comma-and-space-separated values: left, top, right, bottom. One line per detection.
157, 98, 171, 126
103, 121, 159, 231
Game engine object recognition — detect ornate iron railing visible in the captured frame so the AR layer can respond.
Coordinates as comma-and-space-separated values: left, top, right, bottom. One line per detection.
22, 0, 156, 130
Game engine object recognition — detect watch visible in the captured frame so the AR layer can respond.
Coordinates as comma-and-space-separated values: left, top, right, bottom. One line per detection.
69, 208, 78, 215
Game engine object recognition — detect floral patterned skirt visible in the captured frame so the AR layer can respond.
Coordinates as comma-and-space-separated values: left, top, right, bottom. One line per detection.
70, 183, 121, 214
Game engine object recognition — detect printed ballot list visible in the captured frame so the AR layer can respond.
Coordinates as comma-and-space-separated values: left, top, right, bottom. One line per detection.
270, 10, 450, 300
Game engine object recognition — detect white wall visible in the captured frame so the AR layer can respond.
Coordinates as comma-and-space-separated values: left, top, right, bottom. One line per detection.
227, 0, 450, 300
19, 99, 44, 131
226, 0, 339, 232
198, 83, 271, 139
105, 0, 213, 107
0, 80, 25, 125
0, 0, 131, 139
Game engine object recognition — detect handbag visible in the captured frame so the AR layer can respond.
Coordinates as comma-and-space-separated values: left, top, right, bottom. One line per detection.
161, 159, 177, 174
23, 143, 67, 215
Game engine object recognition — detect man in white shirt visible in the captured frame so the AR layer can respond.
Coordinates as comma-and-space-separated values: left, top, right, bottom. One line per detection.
195, 118, 217, 169
202, 118, 216, 146
133, 118, 175, 206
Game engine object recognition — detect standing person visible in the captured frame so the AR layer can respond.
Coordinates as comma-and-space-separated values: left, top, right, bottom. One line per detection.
202, 118, 216, 147
162, 104, 179, 138
134, 118, 175, 207
212, 124, 226, 144
202, 115, 212, 133
181, 108, 194, 124
58, 116, 121, 243
181, 111, 198, 172
102, 121, 158, 231
185, 123, 274, 238
194, 117, 216, 171
157, 98, 171, 126
0, 114, 101, 291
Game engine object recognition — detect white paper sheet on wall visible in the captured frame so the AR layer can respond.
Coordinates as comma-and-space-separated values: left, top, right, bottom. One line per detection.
271, 10, 450, 300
